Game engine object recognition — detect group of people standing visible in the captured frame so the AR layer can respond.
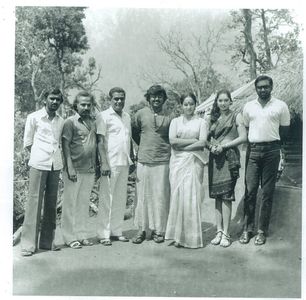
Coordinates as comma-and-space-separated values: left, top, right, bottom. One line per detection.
20, 75, 290, 256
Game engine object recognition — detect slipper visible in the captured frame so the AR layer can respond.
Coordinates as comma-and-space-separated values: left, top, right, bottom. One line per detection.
80, 239, 94, 246
220, 233, 231, 248
111, 236, 129, 242
239, 231, 252, 244
210, 231, 223, 245
117, 236, 129, 242
151, 231, 164, 243
40, 244, 61, 251
174, 242, 183, 248
69, 241, 82, 249
99, 239, 112, 246
21, 249, 33, 257
254, 232, 266, 246
132, 231, 146, 244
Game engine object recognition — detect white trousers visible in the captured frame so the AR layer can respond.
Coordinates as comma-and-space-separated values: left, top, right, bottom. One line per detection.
96, 166, 129, 239
61, 171, 95, 245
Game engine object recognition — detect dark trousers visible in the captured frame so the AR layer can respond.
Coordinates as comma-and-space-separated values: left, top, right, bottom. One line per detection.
21, 167, 60, 252
243, 142, 280, 233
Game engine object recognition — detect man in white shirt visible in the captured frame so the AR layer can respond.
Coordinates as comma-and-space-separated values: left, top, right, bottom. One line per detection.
239, 75, 290, 246
96, 87, 133, 246
21, 88, 64, 256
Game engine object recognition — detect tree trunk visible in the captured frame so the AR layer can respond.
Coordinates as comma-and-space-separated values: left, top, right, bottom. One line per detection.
31, 64, 40, 110
260, 9, 273, 70
242, 9, 257, 80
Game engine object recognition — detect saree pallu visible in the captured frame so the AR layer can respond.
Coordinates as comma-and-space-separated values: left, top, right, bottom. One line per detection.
208, 111, 241, 201
165, 151, 205, 248
208, 148, 240, 200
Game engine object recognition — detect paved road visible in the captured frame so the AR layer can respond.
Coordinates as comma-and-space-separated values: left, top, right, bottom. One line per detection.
13, 177, 302, 297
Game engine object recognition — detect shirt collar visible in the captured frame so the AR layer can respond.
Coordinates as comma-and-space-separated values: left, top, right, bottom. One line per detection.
40, 107, 60, 119
256, 96, 275, 105
72, 112, 95, 121
109, 106, 125, 117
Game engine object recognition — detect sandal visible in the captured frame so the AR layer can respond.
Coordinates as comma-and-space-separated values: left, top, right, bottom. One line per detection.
220, 233, 231, 248
239, 231, 252, 244
174, 242, 183, 248
69, 241, 82, 249
99, 239, 112, 246
111, 236, 129, 242
210, 231, 223, 245
254, 232, 266, 246
151, 231, 164, 243
21, 249, 33, 257
132, 231, 146, 244
80, 239, 93, 246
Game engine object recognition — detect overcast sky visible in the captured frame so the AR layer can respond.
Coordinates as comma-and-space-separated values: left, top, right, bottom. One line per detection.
82, 8, 234, 107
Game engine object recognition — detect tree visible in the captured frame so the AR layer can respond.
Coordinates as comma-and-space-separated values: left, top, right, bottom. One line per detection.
253, 9, 301, 71
32, 7, 89, 99
70, 57, 103, 93
155, 22, 226, 102
229, 9, 301, 80
15, 7, 60, 111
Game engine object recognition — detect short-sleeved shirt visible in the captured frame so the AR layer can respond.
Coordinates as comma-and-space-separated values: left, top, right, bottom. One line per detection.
23, 107, 64, 171
96, 107, 132, 167
243, 97, 290, 143
132, 107, 175, 164
62, 113, 98, 173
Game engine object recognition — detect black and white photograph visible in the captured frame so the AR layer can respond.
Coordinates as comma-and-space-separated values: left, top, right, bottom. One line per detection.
1, 0, 304, 298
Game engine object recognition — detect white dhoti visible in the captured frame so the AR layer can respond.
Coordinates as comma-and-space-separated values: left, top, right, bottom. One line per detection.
96, 166, 129, 239
61, 171, 95, 245
134, 162, 170, 234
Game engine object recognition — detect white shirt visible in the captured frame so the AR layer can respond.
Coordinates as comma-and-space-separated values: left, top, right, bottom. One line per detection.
96, 107, 132, 167
23, 107, 64, 170
243, 97, 290, 143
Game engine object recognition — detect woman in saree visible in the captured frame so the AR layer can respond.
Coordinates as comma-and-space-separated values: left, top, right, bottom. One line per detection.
165, 93, 207, 249
207, 89, 247, 247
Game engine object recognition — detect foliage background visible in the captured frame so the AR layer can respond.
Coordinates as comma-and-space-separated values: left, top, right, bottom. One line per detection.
14, 7, 303, 231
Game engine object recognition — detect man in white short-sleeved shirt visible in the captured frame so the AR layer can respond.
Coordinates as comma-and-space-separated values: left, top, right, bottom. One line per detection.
96, 87, 133, 246
21, 88, 64, 256
239, 75, 290, 246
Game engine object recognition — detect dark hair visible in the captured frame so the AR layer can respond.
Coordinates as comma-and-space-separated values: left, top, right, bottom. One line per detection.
144, 85, 167, 102
109, 87, 126, 98
210, 89, 232, 123
43, 88, 63, 103
255, 75, 273, 88
72, 91, 95, 111
180, 93, 197, 105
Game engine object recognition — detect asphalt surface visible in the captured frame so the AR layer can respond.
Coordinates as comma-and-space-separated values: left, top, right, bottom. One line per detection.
12, 163, 302, 297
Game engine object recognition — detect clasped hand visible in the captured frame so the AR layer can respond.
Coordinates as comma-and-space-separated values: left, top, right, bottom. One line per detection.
210, 144, 224, 155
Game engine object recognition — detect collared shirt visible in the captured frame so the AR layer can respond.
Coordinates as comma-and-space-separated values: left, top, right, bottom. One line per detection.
243, 97, 290, 143
62, 113, 98, 173
96, 107, 132, 167
23, 107, 64, 171
132, 107, 175, 164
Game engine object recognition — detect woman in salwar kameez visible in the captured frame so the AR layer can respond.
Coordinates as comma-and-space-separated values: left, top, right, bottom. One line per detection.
207, 89, 247, 247
165, 93, 207, 249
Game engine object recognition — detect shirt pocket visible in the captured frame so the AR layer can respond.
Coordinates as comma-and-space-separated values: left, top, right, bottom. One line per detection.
76, 128, 89, 144
37, 119, 53, 138
107, 120, 121, 135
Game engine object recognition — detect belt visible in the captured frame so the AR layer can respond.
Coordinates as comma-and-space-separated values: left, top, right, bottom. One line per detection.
249, 140, 280, 146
